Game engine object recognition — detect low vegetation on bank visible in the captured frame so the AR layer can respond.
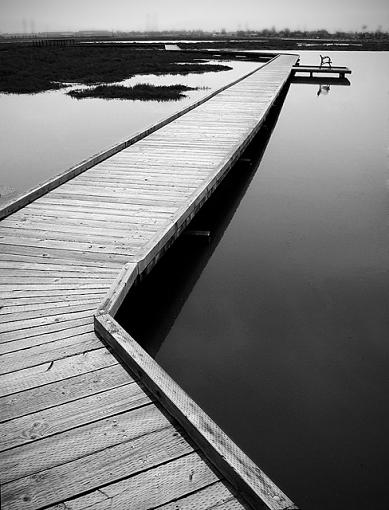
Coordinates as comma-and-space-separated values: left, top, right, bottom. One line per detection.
68, 83, 202, 101
0, 45, 231, 94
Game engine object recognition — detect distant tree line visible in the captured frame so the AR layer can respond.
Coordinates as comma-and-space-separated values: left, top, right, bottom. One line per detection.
1, 28, 388, 42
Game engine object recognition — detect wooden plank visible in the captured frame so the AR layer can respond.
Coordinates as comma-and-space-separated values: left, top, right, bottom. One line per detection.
0, 316, 93, 344
33, 196, 177, 214
0, 243, 132, 265
0, 277, 113, 287
0, 236, 145, 256
0, 334, 100, 374
0, 326, 94, 356
15, 206, 172, 223
0, 289, 107, 302
44, 452, 219, 510
0, 293, 105, 308
1, 426, 193, 510
0, 382, 149, 451
1, 221, 160, 237
0, 364, 132, 422
0, 298, 99, 318
0, 348, 116, 397
157, 482, 244, 510
0, 252, 123, 269
0, 268, 116, 278
0, 309, 96, 334
0, 226, 152, 243
0, 404, 171, 483
64, 181, 194, 195
0, 298, 102, 316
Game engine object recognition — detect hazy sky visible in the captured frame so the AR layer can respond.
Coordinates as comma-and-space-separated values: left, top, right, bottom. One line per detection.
1, 0, 388, 34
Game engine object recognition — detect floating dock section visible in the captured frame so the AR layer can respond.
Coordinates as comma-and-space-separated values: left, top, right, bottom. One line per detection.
0, 54, 299, 509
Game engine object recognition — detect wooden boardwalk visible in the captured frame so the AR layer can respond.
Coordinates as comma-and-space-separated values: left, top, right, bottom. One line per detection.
0, 54, 298, 510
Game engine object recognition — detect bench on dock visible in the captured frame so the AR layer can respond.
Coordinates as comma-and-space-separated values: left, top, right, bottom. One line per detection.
320, 54, 332, 67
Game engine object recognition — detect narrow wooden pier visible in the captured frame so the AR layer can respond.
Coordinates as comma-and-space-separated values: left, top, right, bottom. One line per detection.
292, 64, 351, 78
0, 54, 298, 510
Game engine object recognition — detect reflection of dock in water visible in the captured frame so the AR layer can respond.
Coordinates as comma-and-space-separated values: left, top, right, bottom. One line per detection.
0, 55, 300, 510
291, 75, 351, 86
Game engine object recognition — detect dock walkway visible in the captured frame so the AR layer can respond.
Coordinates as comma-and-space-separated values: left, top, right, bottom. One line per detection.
0, 55, 298, 510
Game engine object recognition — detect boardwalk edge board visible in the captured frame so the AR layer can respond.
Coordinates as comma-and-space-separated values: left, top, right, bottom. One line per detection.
94, 54, 299, 510
0, 55, 279, 221
95, 314, 297, 510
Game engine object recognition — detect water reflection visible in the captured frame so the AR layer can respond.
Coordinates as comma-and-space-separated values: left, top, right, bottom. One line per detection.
317, 83, 330, 96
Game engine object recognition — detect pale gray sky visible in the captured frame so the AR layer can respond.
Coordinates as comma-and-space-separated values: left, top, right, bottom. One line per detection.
1, 0, 388, 34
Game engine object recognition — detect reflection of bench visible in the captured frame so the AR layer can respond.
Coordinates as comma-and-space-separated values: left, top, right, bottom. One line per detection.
320, 55, 332, 67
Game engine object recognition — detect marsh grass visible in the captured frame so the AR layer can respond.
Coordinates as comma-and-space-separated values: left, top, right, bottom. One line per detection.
0, 45, 231, 94
68, 83, 202, 101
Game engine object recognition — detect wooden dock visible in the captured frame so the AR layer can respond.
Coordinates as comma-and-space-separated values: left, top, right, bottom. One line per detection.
0, 54, 299, 510
292, 64, 351, 78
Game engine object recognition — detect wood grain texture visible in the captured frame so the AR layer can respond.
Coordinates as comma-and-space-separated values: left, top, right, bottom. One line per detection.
0, 403, 169, 483
0, 364, 132, 422
0, 383, 149, 451
45, 452, 220, 510
1, 426, 193, 510
0, 348, 116, 397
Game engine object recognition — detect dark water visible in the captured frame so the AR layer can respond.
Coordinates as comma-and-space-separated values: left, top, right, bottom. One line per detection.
117, 51, 389, 510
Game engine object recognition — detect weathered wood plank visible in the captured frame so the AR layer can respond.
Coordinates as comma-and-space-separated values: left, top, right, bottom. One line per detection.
0, 236, 144, 256
1, 426, 192, 510
0, 364, 131, 422
0, 289, 107, 302
0, 301, 100, 323
0, 298, 102, 317
0, 348, 116, 397
157, 482, 244, 510
0, 404, 171, 483
0, 334, 100, 375
0, 324, 95, 355
0, 252, 122, 269
0, 317, 93, 344
44, 452, 219, 510
0, 243, 132, 264
0, 226, 152, 244
0, 382, 149, 451
0, 309, 95, 334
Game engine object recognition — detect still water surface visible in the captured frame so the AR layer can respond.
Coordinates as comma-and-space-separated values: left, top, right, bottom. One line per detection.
118, 51, 389, 509
0, 59, 258, 203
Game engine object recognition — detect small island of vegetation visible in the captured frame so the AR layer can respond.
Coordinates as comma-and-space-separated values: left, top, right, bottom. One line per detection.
68, 83, 202, 101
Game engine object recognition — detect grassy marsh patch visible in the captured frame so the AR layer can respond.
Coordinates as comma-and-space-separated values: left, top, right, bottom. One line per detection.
0, 46, 231, 94
68, 83, 202, 101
